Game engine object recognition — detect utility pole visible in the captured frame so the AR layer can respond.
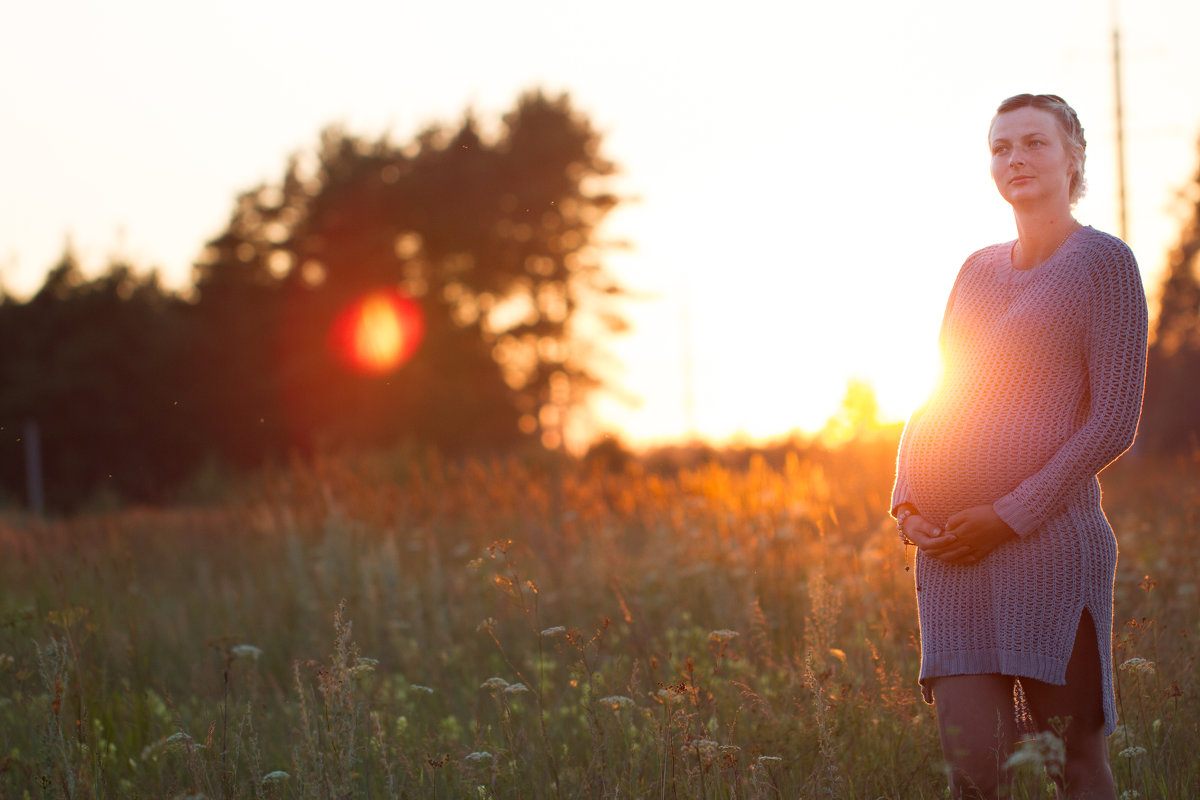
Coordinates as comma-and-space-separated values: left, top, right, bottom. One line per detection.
1112, 4, 1129, 242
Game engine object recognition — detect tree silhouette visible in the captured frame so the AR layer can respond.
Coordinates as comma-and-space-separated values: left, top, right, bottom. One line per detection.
0, 89, 625, 511
0, 248, 199, 509
1142, 135, 1200, 453
193, 90, 623, 461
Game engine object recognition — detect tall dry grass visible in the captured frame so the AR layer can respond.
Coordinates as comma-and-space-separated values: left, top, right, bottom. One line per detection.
0, 437, 1196, 798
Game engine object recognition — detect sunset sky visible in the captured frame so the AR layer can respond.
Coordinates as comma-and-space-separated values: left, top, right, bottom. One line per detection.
4, 0, 1200, 447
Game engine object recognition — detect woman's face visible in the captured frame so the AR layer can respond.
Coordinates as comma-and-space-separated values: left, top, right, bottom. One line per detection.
989, 106, 1075, 208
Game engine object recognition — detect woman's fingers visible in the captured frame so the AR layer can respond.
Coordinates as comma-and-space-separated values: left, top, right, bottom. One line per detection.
939, 546, 977, 564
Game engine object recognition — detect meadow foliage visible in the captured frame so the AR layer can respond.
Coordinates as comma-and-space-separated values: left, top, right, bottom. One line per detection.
1, 438, 1196, 798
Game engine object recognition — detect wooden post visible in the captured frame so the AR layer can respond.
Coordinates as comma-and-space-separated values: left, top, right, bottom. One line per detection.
24, 418, 45, 516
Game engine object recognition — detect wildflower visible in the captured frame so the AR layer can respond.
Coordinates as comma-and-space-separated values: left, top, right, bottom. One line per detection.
480, 677, 509, 691
1120, 791, 1141, 800
599, 695, 635, 710
654, 687, 686, 705
708, 629, 739, 643
541, 626, 567, 638
686, 738, 720, 760
350, 657, 378, 676
1119, 657, 1156, 675
230, 644, 262, 660
476, 617, 498, 633
411, 685, 435, 695
756, 755, 783, 765
1005, 731, 1065, 777
261, 771, 291, 783
1118, 745, 1147, 759
503, 682, 530, 695
464, 751, 494, 762
140, 731, 203, 760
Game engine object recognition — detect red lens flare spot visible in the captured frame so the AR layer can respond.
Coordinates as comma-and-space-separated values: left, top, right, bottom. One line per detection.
329, 289, 425, 375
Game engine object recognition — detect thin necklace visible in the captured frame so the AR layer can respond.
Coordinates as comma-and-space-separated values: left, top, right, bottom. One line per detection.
1011, 223, 1079, 270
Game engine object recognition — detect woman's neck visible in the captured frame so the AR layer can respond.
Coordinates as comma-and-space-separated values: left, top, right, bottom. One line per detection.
1011, 208, 1079, 270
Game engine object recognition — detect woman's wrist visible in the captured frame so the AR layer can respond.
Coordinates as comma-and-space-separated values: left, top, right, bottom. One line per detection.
894, 504, 918, 545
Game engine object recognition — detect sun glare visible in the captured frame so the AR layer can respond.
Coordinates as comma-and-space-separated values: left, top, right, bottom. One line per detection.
329, 289, 425, 375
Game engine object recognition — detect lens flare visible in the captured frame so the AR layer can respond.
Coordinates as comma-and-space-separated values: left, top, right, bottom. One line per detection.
329, 289, 425, 375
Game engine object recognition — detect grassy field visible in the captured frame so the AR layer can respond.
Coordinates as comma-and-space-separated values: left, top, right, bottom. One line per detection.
1, 437, 1197, 798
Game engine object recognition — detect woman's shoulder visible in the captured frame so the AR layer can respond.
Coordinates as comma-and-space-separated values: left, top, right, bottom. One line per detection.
1070, 226, 1141, 284
1064, 228, 1146, 315
1071, 226, 1137, 268
958, 242, 1007, 277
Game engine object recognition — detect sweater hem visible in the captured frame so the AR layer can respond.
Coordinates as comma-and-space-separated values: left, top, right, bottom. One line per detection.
918, 648, 1069, 703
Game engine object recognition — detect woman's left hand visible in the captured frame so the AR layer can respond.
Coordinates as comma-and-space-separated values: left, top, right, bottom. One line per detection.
938, 505, 1017, 565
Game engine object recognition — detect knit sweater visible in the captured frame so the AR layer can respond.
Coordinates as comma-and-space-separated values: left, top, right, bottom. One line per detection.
891, 226, 1147, 735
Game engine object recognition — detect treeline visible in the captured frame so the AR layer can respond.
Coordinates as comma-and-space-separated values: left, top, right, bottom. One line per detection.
1141, 137, 1200, 455
0, 90, 625, 511
5, 95, 1200, 512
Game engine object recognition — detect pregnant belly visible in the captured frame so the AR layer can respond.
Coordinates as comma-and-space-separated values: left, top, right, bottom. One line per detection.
903, 404, 1065, 524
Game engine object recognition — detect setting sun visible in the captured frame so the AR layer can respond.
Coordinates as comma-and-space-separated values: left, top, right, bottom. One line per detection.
329, 289, 425, 375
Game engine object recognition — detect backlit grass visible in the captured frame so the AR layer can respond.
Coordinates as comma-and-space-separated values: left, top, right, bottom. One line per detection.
1, 437, 1196, 798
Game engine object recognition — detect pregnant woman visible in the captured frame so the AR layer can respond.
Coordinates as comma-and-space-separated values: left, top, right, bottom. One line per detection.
892, 93, 1148, 799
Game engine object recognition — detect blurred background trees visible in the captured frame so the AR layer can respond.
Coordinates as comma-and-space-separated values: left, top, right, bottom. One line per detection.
0, 90, 625, 510
6, 91, 1200, 512
1141, 134, 1200, 454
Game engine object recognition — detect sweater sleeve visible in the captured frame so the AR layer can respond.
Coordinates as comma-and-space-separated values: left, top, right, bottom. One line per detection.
992, 243, 1148, 537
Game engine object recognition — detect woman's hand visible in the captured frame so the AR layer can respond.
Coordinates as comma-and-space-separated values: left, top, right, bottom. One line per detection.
902, 514, 963, 560
940, 505, 1017, 565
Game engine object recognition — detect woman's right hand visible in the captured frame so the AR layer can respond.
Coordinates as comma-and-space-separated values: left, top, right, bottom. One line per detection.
903, 514, 966, 560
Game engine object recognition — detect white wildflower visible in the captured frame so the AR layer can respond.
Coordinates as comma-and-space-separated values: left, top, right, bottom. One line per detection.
1119, 657, 1156, 675
476, 617, 498, 633
1119, 745, 1147, 759
230, 645, 262, 660
503, 682, 530, 695
464, 751, 493, 762
480, 677, 510, 691
599, 695, 635, 710
756, 755, 783, 765
350, 657, 378, 676
686, 738, 720, 758
541, 626, 567, 638
411, 684, 435, 695
261, 771, 291, 783
708, 629, 739, 643
1004, 731, 1065, 777
1120, 790, 1141, 800
141, 731, 203, 760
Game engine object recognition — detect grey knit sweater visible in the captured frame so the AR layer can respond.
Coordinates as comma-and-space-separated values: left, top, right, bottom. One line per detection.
891, 226, 1148, 735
